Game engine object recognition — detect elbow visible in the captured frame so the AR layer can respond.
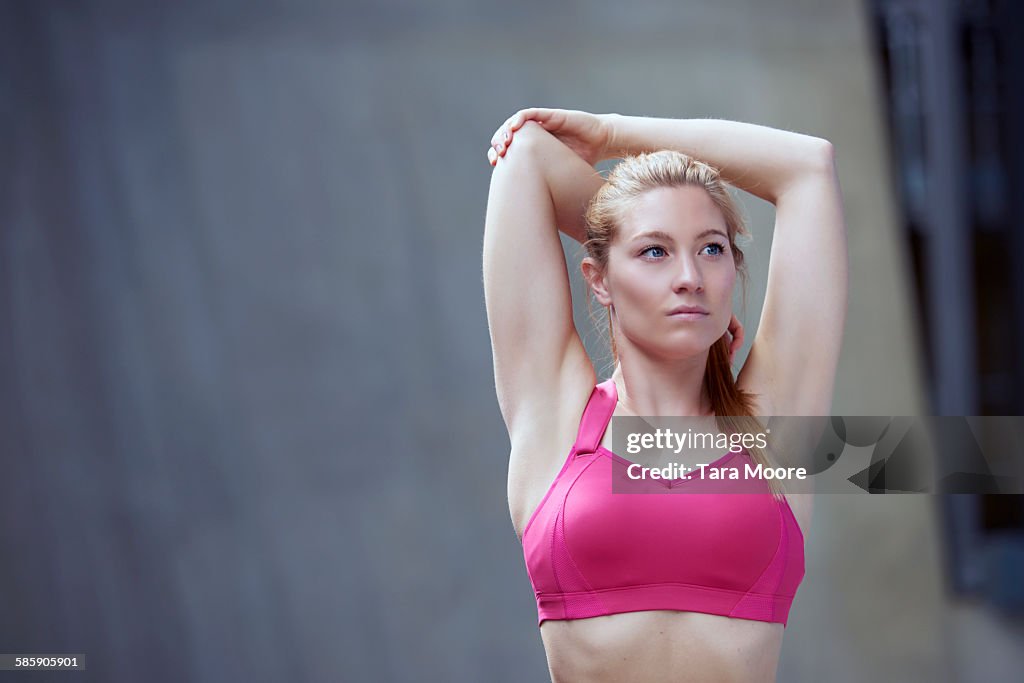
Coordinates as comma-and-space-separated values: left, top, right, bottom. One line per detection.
774, 138, 839, 205
810, 137, 836, 174
492, 121, 548, 170
505, 121, 547, 156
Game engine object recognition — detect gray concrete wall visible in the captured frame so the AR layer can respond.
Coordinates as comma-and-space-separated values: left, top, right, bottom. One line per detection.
2, 1, 1019, 681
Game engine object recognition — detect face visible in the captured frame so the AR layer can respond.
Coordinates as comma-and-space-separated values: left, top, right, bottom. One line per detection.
591, 185, 737, 359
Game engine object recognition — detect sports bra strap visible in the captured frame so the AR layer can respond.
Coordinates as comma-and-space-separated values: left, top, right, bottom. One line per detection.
573, 380, 618, 455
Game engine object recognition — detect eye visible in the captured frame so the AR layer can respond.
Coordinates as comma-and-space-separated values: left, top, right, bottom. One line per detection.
639, 244, 667, 259
701, 242, 727, 257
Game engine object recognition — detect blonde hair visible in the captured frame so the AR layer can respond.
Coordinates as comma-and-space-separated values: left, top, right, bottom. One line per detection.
582, 150, 785, 499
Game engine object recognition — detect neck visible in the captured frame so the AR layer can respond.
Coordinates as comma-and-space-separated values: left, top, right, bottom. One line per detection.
610, 348, 713, 417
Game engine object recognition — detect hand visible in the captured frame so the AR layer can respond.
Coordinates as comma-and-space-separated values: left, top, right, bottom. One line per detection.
487, 108, 615, 167
727, 314, 745, 364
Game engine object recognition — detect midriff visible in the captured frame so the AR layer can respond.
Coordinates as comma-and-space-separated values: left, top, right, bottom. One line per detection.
540, 609, 784, 683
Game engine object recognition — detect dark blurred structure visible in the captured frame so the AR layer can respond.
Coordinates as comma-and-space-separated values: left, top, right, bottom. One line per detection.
869, 0, 1024, 613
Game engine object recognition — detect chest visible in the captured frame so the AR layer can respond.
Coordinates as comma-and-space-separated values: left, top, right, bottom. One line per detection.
524, 453, 800, 594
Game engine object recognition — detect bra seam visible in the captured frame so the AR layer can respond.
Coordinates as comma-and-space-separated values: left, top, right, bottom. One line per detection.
728, 498, 789, 620
760, 500, 789, 590
521, 381, 613, 542
558, 457, 604, 599
520, 444, 578, 543
549, 455, 602, 597
537, 582, 799, 600
781, 497, 806, 545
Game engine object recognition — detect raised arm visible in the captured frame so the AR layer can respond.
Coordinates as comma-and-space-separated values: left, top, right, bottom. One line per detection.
482, 120, 605, 441
605, 114, 848, 416
495, 110, 847, 418
605, 115, 835, 205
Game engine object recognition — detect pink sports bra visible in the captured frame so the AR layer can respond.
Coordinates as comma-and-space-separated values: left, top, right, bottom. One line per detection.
520, 380, 805, 627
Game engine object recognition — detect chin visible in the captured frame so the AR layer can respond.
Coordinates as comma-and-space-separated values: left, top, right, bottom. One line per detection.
650, 338, 715, 360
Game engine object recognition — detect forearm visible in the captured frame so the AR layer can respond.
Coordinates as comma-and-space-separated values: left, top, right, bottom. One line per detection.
506, 122, 605, 244
605, 114, 834, 204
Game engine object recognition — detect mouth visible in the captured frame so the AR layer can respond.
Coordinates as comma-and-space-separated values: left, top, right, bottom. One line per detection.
667, 305, 709, 318
667, 311, 709, 321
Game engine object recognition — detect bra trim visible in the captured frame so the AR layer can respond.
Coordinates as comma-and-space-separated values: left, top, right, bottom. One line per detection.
536, 580, 800, 627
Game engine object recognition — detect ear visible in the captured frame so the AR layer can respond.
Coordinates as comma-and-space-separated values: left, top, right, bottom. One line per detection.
581, 257, 612, 307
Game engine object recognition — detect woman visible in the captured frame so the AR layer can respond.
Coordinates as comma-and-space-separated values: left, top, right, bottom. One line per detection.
482, 108, 847, 682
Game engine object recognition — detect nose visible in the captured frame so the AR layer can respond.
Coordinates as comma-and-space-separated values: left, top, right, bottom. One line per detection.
671, 254, 704, 293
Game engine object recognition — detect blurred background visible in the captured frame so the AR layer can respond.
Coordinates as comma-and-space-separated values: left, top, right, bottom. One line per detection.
1, 0, 1022, 681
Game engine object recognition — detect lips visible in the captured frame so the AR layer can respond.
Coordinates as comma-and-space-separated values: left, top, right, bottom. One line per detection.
667, 305, 709, 316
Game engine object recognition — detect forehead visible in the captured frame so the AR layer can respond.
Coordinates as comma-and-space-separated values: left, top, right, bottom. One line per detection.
618, 185, 727, 242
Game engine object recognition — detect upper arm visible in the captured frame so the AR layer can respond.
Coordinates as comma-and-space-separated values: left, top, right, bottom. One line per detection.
737, 141, 848, 416
482, 124, 595, 439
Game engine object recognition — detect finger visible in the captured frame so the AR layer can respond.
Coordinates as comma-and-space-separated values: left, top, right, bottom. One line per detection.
492, 125, 512, 154
510, 107, 547, 132
729, 323, 745, 357
491, 123, 510, 149
508, 111, 527, 132
487, 147, 497, 165
730, 317, 743, 341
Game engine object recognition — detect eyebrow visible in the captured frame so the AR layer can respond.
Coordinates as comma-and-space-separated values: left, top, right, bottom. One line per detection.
629, 228, 729, 243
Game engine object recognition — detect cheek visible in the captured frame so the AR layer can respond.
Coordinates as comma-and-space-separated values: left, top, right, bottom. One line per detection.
713, 267, 737, 301
612, 268, 661, 307
710, 271, 736, 325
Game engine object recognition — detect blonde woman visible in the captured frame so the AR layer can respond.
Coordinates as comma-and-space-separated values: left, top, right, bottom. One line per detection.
483, 108, 846, 682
